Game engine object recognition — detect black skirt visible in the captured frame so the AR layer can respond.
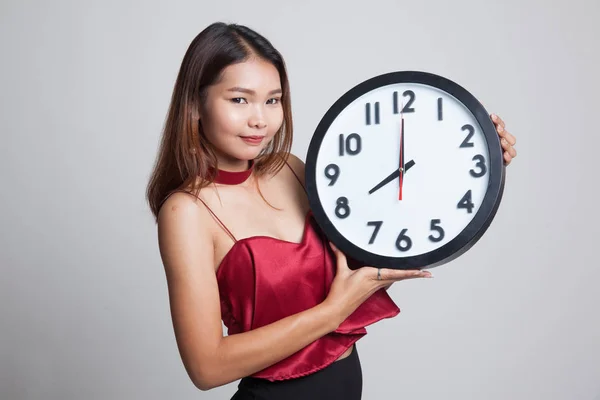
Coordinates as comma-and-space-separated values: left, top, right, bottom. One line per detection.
231, 344, 362, 400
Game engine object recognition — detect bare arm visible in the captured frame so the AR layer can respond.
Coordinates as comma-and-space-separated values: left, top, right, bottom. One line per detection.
157, 192, 340, 391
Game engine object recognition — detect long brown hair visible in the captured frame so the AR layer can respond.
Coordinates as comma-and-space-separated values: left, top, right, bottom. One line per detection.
146, 22, 294, 221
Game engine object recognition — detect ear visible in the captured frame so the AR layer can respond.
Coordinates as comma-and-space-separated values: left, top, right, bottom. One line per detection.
191, 107, 202, 121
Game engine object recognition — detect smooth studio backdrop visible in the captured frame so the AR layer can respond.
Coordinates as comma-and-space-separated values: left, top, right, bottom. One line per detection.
1, 0, 599, 399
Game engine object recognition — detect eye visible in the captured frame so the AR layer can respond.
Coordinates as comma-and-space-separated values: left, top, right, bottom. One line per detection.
267, 97, 281, 105
231, 97, 247, 104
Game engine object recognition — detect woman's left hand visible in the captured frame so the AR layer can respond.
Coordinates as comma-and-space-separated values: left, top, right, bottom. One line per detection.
491, 113, 517, 165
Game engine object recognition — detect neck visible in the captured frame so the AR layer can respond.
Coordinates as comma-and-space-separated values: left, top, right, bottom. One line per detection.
210, 159, 255, 185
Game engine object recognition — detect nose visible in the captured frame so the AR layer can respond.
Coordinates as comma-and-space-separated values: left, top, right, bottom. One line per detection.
248, 105, 267, 129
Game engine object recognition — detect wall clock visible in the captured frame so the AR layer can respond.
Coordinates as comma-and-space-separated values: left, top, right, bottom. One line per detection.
305, 71, 505, 270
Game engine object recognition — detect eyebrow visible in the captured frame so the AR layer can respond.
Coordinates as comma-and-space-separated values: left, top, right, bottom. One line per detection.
226, 87, 282, 95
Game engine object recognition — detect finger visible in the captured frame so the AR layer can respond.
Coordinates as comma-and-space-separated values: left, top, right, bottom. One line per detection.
496, 123, 504, 136
328, 241, 338, 253
500, 138, 517, 155
491, 113, 506, 129
497, 127, 516, 145
501, 140, 517, 157
503, 130, 516, 146
329, 241, 350, 272
391, 272, 434, 281
378, 268, 432, 281
329, 242, 346, 262
504, 151, 512, 164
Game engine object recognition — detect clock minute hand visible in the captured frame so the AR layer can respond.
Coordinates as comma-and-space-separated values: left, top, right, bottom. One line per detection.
368, 160, 415, 195
399, 106, 405, 200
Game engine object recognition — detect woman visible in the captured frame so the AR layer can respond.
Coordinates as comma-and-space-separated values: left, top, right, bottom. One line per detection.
146, 22, 517, 399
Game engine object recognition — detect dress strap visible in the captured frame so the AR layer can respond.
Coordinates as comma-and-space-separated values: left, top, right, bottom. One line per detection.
283, 158, 307, 194
166, 190, 238, 243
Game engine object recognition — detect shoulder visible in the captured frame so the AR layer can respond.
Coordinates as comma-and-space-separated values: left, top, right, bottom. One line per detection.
282, 152, 305, 186
157, 190, 215, 239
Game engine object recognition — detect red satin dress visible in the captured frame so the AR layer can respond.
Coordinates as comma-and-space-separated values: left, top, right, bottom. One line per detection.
199, 159, 401, 382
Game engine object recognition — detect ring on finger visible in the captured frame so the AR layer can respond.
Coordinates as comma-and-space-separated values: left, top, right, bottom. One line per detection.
377, 268, 382, 280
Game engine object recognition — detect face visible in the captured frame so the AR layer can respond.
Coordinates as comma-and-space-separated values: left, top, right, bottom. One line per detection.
199, 58, 284, 167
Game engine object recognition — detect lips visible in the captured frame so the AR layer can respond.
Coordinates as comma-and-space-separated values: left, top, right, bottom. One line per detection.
240, 135, 265, 145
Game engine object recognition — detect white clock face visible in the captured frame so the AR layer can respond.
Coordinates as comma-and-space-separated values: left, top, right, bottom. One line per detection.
315, 82, 491, 258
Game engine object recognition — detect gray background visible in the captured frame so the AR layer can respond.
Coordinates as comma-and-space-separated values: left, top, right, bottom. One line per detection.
1, 0, 599, 399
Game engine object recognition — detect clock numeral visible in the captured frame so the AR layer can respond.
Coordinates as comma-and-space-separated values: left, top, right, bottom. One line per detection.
393, 90, 416, 114
338, 133, 362, 156
457, 190, 475, 214
324, 164, 340, 186
395, 229, 413, 252
428, 219, 445, 243
366, 221, 383, 244
365, 102, 380, 125
403, 90, 415, 113
437, 98, 443, 121
335, 196, 351, 219
470, 154, 487, 177
460, 124, 475, 148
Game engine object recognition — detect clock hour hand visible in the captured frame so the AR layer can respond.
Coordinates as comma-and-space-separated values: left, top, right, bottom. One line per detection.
368, 160, 415, 195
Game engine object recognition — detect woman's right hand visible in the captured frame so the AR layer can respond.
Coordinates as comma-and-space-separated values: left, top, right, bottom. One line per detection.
323, 241, 433, 325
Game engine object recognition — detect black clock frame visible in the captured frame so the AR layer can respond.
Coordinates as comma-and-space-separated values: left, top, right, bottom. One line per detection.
305, 70, 506, 270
